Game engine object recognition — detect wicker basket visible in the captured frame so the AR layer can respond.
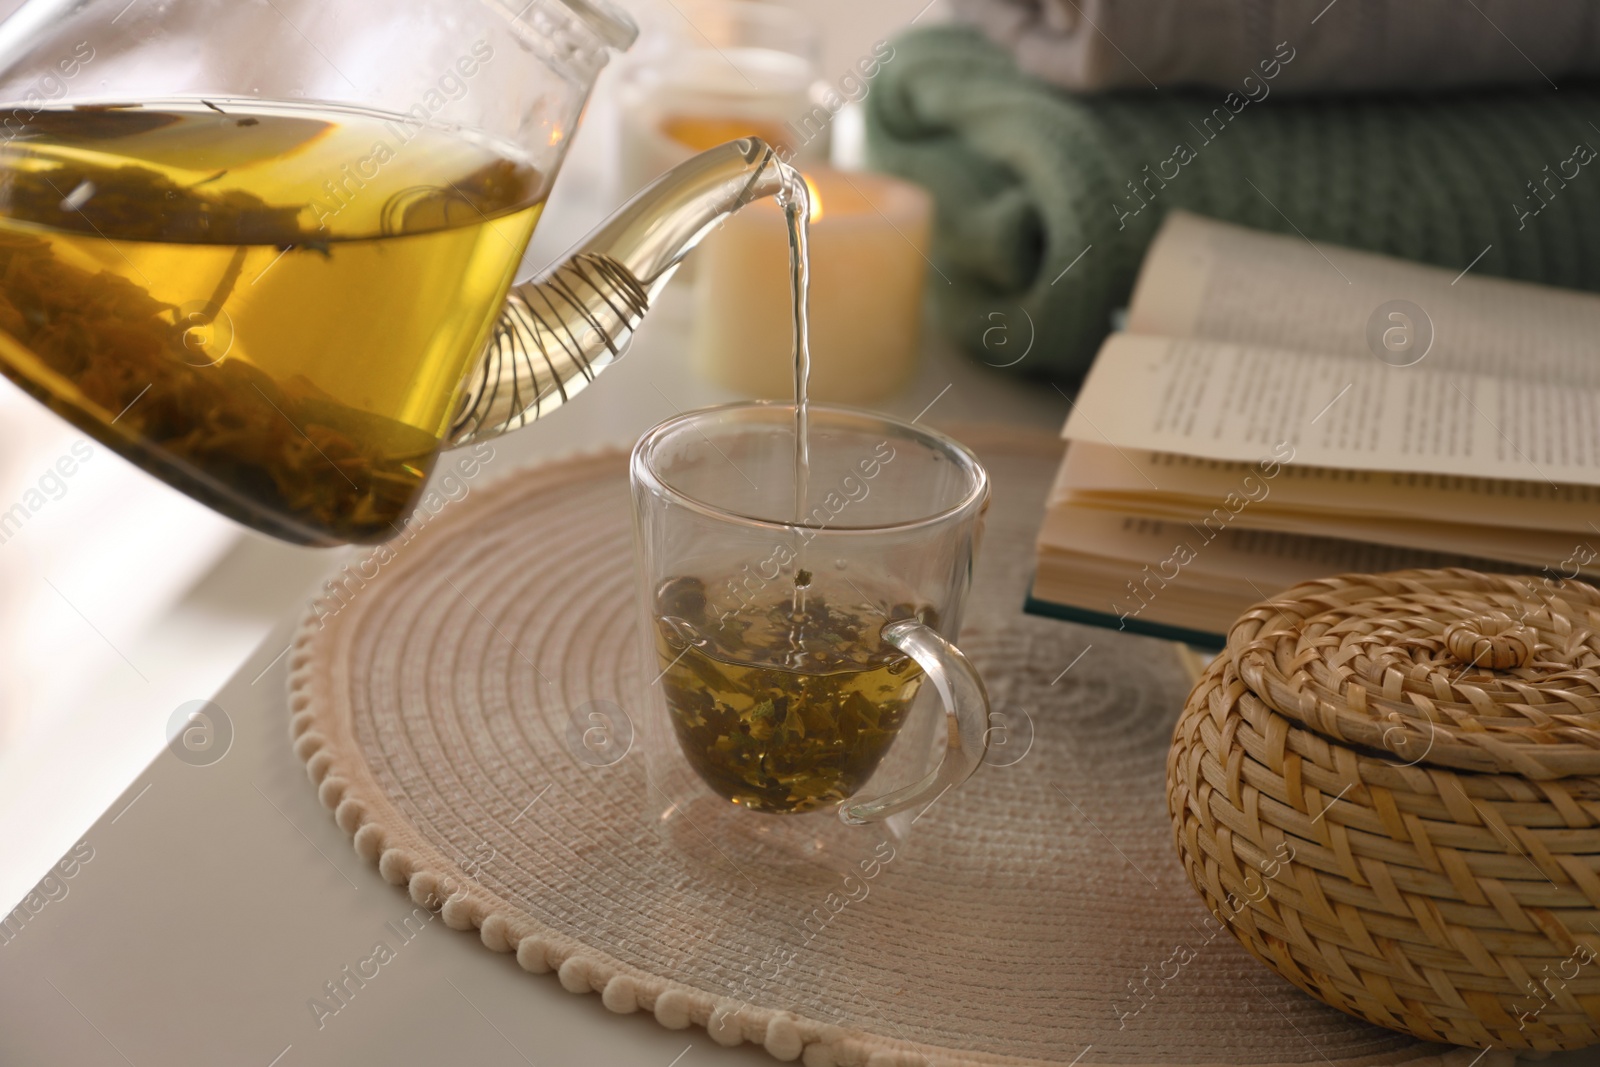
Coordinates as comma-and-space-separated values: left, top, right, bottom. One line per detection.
1168, 568, 1600, 1051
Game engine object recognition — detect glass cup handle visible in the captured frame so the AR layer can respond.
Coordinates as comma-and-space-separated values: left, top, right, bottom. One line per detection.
839, 619, 991, 825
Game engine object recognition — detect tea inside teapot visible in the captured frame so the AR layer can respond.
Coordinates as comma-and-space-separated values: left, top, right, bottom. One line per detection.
0, 100, 546, 544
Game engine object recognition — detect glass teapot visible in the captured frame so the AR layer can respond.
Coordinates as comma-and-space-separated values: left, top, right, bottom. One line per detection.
0, 0, 797, 544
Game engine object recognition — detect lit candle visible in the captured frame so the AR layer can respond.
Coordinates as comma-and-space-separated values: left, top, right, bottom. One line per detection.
693, 166, 933, 404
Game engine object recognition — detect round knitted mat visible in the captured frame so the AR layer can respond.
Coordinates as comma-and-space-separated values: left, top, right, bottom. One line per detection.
287, 425, 1493, 1067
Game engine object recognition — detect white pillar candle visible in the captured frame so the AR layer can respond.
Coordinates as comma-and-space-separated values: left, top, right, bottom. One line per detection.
692, 167, 933, 404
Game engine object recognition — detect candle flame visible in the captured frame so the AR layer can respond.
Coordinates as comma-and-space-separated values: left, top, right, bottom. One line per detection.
802, 173, 823, 223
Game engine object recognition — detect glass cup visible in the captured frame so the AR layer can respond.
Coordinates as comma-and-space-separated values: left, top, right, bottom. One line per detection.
630, 402, 991, 858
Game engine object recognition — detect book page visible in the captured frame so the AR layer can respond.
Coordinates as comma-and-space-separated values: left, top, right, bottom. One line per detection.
1038, 505, 1528, 588
1063, 334, 1600, 486
1061, 491, 1593, 572
1052, 442, 1600, 534
1126, 212, 1600, 389
1035, 503, 1536, 634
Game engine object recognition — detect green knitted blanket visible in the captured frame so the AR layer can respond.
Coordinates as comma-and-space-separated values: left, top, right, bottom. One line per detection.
865, 25, 1600, 380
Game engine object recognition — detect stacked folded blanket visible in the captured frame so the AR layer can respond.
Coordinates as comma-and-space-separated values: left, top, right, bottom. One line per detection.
865, 24, 1600, 379
952, 0, 1600, 94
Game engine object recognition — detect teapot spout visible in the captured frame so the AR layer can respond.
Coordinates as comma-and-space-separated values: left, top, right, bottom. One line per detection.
446, 138, 789, 446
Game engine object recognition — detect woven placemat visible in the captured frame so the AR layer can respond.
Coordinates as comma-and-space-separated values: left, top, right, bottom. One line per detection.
287, 425, 1494, 1067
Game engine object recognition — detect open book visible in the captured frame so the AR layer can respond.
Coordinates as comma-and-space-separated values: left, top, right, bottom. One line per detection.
1031, 211, 1600, 645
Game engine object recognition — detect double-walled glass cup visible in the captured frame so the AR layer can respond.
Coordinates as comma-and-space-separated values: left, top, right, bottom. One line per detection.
630, 402, 991, 853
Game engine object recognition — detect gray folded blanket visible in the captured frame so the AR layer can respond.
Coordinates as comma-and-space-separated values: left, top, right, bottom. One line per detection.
953, 0, 1600, 93
865, 25, 1600, 380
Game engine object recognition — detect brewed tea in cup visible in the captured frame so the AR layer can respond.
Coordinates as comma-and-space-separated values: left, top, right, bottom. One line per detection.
654, 572, 935, 813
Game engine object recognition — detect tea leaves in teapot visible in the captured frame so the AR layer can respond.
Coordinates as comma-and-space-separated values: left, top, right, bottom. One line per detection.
0, 101, 546, 544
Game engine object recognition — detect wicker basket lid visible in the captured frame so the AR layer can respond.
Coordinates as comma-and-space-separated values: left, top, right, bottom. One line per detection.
1225, 568, 1600, 779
